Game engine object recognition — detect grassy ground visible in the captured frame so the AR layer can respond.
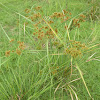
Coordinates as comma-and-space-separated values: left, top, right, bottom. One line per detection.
0, 0, 100, 100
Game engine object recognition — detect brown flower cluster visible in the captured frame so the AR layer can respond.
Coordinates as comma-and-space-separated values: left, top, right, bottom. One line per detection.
33, 23, 58, 40
65, 40, 88, 58
5, 40, 25, 57
24, 6, 86, 42
50, 10, 72, 23
16, 41, 25, 55
68, 14, 86, 30
16, 49, 21, 55
30, 12, 41, 22
45, 28, 55, 39
65, 47, 82, 58
24, 6, 42, 24
18, 41, 25, 50
50, 12, 65, 18
34, 6, 41, 10
9, 39, 14, 43
23, 6, 87, 51
5, 50, 10, 57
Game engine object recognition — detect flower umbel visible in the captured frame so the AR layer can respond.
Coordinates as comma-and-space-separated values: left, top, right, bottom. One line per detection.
5, 50, 10, 57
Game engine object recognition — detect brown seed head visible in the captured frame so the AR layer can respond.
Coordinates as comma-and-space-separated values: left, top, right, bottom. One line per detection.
9, 39, 14, 43
16, 49, 21, 55
5, 50, 10, 57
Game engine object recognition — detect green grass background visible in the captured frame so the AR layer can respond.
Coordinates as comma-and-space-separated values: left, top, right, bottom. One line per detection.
0, 0, 100, 100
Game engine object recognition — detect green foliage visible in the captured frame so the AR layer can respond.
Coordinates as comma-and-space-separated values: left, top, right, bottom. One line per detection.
0, 0, 100, 100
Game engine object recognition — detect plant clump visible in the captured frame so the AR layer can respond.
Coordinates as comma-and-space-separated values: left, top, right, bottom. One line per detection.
2, 2, 98, 100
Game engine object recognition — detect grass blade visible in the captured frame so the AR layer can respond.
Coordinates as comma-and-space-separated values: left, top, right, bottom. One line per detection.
76, 63, 93, 100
